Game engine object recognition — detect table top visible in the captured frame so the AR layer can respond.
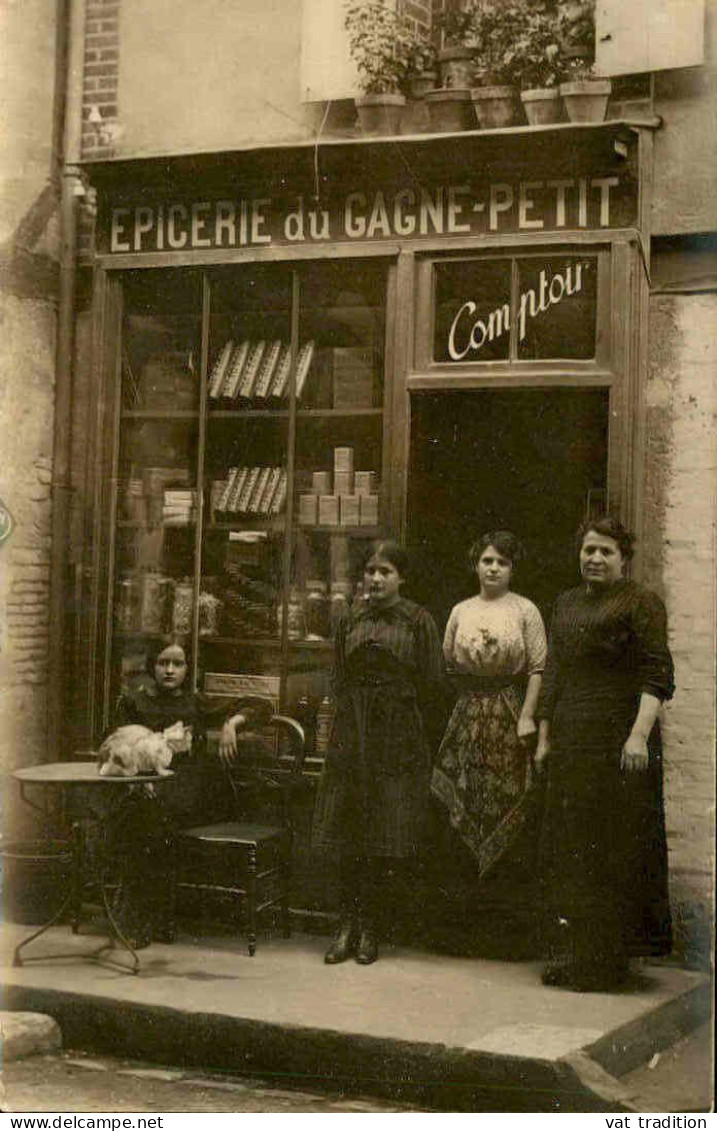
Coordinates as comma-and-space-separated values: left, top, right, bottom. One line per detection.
13, 761, 175, 786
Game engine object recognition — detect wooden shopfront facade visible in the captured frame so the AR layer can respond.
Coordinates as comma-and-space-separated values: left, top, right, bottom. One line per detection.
74, 121, 655, 934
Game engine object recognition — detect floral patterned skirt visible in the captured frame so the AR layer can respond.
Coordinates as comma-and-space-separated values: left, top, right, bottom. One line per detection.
430, 681, 534, 877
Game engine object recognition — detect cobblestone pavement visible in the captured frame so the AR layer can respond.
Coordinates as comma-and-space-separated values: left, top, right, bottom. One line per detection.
1, 1052, 427, 1114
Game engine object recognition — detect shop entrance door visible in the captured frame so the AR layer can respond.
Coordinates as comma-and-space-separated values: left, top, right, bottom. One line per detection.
406, 387, 609, 635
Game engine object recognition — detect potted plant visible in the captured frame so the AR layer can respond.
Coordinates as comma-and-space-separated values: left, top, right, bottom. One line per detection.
344, 1, 412, 135
557, 0, 611, 122
469, 1, 523, 130
508, 8, 565, 126
423, 3, 479, 132
436, 5, 479, 89
403, 36, 438, 134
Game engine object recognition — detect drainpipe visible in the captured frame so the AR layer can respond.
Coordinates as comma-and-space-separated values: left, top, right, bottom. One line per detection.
48, 0, 86, 756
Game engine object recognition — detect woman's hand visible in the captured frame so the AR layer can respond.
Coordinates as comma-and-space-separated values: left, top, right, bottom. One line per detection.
621, 731, 649, 773
534, 720, 550, 771
517, 714, 537, 742
217, 713, 247, 766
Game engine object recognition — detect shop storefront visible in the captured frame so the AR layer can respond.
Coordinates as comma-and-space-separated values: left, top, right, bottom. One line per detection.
76, 122, 654, 932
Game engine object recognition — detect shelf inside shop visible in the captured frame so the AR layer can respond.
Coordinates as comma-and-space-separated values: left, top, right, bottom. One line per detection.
117, 520, 196, 529
199, 635, 333, 652
121, 410, 199, 420
206, 519, 284, 533
208, 408, 383, 420
298, 525, 381, 537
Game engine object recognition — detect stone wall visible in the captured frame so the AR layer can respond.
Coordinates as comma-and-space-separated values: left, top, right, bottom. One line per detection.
643, 287, 717, 966
0, 0, 59, 840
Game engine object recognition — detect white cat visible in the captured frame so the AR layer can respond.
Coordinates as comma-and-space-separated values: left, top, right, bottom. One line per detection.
97, 721, 192, 777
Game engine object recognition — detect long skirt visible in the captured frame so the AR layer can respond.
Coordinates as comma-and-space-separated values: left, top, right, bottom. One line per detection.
430, 682, 535, 877
539, 696, 672, 985
312, 680, 431, 860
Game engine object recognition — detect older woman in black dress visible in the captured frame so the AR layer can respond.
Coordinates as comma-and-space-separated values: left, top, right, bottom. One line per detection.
312, 541, 445, 965
535, 516, 675, 992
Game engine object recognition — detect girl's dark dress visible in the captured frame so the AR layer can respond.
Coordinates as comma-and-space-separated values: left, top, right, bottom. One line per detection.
312, 597, 445, 858
536, 579, 675, 986
105, 686, 228, 945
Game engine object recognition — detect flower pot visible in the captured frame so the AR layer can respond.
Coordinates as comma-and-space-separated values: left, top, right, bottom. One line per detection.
471, 85, 518, 130
438, 46, 475, 89
354, 93, 406, 136
408, 70, 437, 100
520, 87, 563, 126
559, 78, 612, 123
425, 88, 474, 133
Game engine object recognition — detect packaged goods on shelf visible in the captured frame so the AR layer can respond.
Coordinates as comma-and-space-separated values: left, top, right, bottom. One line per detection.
258, 466, 282, 514
138, 352, 195, 409
354, 471, 377, 496
247, 467, 272, 513
122, 478, 145, 521
339, 494, 360, 526
334, 469, 354, 496
208, 340, 235, 398
162, 488, 197, 525
333, 447, 354, 478
332, 346, 375, 409
268, 343, 291, 398
238, 341, 266, 399
236, 466, 262, 513
198, 590, 222, 636
253, 339, 282, 399
299, 493, 318, 525
330, 535, 351, 583
312, 470, 332, 495
295, 340, 315, 400
269, 469, 288, 514
359, 494, 379, 526
204, 671, 280, 703
222, 340, 250, 399
210, 479, 229, 516
318, 495, 339, 526
227, 468, 252, 513
172, 578, 194, 634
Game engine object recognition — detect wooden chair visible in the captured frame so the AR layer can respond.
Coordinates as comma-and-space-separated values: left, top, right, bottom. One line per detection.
174, 699, 306, 955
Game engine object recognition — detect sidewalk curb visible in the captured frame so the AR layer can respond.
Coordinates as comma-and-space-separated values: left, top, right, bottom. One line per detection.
0, 984, 632, 1112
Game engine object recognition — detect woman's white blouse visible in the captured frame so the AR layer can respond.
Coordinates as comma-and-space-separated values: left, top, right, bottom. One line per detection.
443, 592, 547, 677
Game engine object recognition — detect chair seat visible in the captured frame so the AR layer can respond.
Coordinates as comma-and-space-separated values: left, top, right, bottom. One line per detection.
180, 821, 284, 845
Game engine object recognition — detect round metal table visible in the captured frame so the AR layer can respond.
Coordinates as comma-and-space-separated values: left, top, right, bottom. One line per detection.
12, 761, 175, 974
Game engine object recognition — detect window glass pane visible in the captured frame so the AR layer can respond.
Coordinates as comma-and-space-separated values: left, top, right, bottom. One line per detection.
433, 259, 512, 364
516, 256, 597, 360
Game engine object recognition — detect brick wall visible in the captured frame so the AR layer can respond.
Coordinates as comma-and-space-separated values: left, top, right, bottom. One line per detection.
81, 0, 120, 161
643, 291, 716, 967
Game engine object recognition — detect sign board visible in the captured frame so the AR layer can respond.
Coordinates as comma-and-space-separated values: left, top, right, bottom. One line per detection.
103, 176, 633, 256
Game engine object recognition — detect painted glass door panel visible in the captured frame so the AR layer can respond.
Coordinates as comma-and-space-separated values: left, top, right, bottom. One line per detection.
200, 265, 292, 705
434, 259, 512, 364
288, 260, 388, 743
431, 254, 600, 366
112, 269, 202, 704
516, 256, 597, 361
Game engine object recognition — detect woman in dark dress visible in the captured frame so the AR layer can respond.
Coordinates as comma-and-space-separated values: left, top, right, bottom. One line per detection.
535, 516, 675, 992
105, 636, 261, 948
312, 541, 445, 965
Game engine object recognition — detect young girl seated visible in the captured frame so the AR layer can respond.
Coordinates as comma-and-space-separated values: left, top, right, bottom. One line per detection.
103, 636, 269, 948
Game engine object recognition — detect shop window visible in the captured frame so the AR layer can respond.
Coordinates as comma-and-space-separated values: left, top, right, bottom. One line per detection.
427, 252, 602, 369
103, 259, 388, 731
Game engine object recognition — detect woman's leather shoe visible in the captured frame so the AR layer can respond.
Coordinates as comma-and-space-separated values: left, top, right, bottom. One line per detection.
355, 928, 378, 965
324, 923, 358, 964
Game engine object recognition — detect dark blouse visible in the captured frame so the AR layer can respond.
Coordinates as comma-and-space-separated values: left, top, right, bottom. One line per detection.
537, 579, 675, 722
333, 598, 445, 694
